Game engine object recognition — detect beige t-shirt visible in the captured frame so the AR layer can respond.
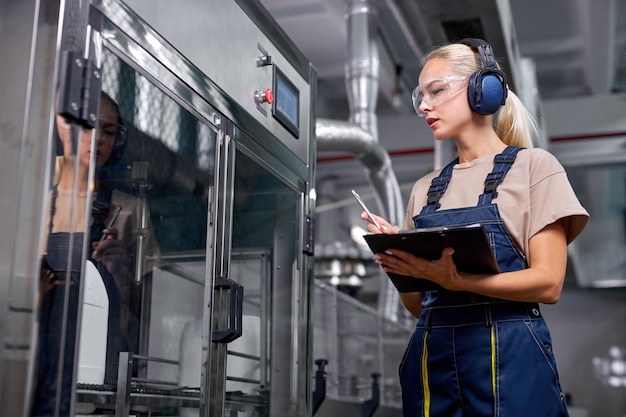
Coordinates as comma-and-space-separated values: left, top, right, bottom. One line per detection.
43, 188, 160, 260
404, 148, 589, 258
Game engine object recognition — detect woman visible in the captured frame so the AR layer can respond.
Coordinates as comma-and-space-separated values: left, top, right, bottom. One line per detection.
363, 39, 589, 416
32, 92, 156, 416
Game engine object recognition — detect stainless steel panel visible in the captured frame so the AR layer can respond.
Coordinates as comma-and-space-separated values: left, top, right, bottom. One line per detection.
112, 0, 312, 164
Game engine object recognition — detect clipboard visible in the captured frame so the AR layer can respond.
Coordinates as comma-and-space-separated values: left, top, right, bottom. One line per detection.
363, 224, 500, 292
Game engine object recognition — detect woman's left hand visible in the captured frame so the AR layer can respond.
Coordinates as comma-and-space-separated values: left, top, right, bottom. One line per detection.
374, 247, 464, 290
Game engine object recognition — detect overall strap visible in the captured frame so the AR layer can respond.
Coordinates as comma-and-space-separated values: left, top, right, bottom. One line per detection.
48, 185, 59, 236
419, 157, 459, 215
477, 146, 524, 206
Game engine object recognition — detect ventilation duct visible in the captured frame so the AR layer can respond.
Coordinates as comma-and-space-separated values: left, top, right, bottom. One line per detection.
315, 0, 403, 227
315, 0, 404, 319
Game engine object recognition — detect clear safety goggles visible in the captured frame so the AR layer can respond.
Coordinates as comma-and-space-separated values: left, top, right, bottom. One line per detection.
58, 117, 126, 142
411, 75, 469, 116
96, 120, 127, 143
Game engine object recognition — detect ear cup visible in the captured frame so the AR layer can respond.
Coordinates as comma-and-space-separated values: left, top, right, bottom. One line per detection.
99, 92, 127, 167
467, 69, 506, 115
105, 118, 127, 166
458, 38, 508, 115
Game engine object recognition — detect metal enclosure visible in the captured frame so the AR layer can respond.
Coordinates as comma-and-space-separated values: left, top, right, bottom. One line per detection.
0, 0, 316, 416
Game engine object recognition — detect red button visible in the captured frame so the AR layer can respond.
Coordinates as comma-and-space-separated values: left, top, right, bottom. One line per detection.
265, 88, 273, 104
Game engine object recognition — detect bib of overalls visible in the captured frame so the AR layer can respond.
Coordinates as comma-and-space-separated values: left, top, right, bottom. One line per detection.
412, 146, 527, 308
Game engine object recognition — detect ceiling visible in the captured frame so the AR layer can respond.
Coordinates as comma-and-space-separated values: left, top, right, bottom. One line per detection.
259, 0, 626, 121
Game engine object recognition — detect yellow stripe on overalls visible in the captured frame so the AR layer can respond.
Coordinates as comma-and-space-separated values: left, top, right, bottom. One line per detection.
422, 330, 431, 417
491, 326, 496, 398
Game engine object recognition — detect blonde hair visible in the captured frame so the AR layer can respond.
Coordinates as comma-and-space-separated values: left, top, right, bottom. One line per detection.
423, 43, 539, 149
54, 156, 69, 184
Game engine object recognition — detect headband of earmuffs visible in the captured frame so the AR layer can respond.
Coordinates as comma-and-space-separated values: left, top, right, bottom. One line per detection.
458, 38, 508, 115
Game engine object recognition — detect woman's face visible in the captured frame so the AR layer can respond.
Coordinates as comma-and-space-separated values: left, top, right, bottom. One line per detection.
56, 96, 118, 168
93, 98, 118, 167
416, 58, 473, 140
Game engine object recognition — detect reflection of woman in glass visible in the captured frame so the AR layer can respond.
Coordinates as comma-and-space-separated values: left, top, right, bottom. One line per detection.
32, 92, 157, 416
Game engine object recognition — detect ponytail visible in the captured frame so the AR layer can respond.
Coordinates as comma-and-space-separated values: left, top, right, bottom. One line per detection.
495, 89, 539, 149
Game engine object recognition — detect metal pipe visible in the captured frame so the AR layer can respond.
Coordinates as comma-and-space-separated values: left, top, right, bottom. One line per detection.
315, 0, 405, 320
315, 0, 403, 227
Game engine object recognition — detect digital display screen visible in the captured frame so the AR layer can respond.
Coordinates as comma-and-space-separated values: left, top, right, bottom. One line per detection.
272, 65, 300, 138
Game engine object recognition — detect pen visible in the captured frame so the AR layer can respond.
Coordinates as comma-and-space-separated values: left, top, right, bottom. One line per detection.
92, 205, 122, 258
351, 189, 382, 230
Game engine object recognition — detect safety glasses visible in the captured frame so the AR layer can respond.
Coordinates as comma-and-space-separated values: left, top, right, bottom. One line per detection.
96, 120, 127, 143
411, 75, 468, 116
58, 117, 127, 142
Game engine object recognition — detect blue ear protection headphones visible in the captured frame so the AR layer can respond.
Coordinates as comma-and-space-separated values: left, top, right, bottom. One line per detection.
458, 38, 508, 115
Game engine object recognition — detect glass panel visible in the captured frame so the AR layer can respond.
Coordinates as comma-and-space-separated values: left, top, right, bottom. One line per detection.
334, 289, 379, 400
312, 280, 412, 411
313, 284, 339, 398
226, 150, 300, 416
568, 164, 626, 287
225, 251, 270, 414
34, 46, 219, 415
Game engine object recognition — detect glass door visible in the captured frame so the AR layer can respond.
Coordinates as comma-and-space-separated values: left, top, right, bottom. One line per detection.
29, 8, 230, 412
217, 149, 304, 417
75, 45, 221, 415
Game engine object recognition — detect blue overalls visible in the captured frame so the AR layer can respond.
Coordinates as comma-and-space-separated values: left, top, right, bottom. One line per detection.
399, 147, 569, 417
31, 230, 84, 417
31, 186, 128, 417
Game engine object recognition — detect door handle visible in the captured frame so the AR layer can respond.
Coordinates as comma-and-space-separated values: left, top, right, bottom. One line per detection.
212, 277, 244, 343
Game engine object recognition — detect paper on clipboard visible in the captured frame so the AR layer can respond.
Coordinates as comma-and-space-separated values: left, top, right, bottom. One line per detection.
363, 223, 499, 292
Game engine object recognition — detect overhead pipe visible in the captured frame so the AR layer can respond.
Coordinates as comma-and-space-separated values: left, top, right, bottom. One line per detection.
315, 0, 404, 227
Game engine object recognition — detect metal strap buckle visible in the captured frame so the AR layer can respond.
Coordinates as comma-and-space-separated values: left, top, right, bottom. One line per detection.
494, 153, 517, 164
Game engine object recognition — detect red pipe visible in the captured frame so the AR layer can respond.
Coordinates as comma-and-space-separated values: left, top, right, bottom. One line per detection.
550, 131, 626, 142
316, 131, 626, 163
317, 147, 434, 163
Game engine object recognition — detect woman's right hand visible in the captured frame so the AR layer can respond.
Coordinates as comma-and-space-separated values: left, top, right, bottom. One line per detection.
92, 227, 129, 276
360, 211, 400, 234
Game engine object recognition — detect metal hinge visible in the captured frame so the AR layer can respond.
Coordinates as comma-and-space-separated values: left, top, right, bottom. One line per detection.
57, 10, 104, 129
57, 49, 102, 129
303, 214, 315, 256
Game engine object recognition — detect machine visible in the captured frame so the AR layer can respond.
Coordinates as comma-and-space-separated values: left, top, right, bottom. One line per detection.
0, 0, 316, 416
